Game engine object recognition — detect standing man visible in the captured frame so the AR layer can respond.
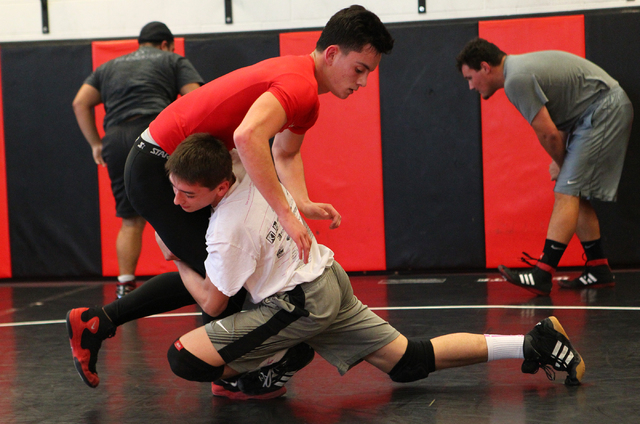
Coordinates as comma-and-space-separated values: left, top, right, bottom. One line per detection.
66, 5, 395, 393
72, 21, 204, 298
456, 38, 633, 296
163, 134, 585, 398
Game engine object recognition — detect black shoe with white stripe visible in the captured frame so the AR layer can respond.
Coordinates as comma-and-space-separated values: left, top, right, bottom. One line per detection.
237, 343, 315, 396
559, 259, 615, 289
522, 316, 585, 386
498, 263, 553, 296
211, 376, 287, 400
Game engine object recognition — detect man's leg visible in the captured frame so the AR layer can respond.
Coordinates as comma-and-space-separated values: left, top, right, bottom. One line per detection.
168, 323, 312, 400
115, 215, 146, 298
67, 271, 247, 388
66, 272, 197, 388
575, 198, 601, 241
367, 318, 584, 386
546, 192, 580, 243
560, 198, 615, 288
102, 119, 154, 299
365, 333, 486, 377
499, 193, 579, 296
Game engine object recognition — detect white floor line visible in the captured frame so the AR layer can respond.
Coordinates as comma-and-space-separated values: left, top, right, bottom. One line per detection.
1, 303, 638, 329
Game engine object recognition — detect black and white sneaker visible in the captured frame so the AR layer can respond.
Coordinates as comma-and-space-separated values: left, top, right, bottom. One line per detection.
116, 281, 136, 299
211, 376, 286, 400
498, 263, 554, 296
237, 343, 315, 396
559, 259, 615, 289
522, 316, 585, 386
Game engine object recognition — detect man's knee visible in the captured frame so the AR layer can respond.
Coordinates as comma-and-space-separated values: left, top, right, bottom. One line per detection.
388, 340, 436, 383
167, 339, 224, 382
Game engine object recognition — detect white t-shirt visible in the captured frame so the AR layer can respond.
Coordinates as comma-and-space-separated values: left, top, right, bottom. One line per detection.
204, 149, 334, 304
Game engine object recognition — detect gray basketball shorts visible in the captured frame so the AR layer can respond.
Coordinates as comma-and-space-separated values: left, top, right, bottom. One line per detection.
555, 86, 633, 201
205, 261, 400, 375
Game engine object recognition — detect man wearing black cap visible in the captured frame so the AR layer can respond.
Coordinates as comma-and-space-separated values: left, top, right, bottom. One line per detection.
72, 22, 204, 298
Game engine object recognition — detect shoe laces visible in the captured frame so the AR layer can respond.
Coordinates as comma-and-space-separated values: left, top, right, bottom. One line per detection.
259, 369, 274, 388
540, 364, 556, 381
528, 362, 557, 381
520, 252, 539, 268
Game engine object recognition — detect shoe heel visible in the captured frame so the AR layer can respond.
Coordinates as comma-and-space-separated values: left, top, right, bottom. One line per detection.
548, 317, 586, 385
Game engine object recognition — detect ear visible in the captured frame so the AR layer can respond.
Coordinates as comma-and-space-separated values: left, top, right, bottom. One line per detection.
216, 180, 231, 197
161, 40, 173, 52
324, 45, 340, 66
480, 61, 491, 73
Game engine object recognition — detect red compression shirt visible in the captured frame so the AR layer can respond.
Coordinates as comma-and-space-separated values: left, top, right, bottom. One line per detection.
148, 55, 320, 154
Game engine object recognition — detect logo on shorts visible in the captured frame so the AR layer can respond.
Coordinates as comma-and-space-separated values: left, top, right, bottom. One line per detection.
267, 231, 276, 244
150, 147, 169, 159
567, 179, 579, 185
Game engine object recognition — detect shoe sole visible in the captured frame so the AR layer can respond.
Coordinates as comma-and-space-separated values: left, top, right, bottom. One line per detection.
547, 316, 586, 385
498, 266, 551, 296
66, 309, 100, 388
211, 382, 287, 400
558, 281, 615, 290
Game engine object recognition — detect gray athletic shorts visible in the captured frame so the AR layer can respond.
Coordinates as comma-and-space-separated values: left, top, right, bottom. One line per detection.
555, 86, 633, 201
205, 261, 400, 375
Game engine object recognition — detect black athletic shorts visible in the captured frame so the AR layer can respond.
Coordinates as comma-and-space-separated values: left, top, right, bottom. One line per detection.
102, 115, 156, 218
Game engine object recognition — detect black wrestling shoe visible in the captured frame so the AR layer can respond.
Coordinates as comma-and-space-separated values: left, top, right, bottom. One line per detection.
498, 263, 554, 296
66, 307, 116, 388
559, 259, 615, 289
237, 343, 315, 396
211, 376, 287, 400
521, 316, 585, 386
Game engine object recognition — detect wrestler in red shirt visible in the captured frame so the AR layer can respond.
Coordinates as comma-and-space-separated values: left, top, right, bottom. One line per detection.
67, 5, 394, 398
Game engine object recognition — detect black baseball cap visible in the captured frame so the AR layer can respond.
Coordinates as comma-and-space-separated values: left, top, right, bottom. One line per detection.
138, 21, 174, 43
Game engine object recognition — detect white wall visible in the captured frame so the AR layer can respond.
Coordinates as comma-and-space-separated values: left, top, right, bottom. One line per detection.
0, 0, 637, 43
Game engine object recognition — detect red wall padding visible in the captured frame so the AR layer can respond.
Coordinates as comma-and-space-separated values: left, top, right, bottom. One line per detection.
0, 49, 11, 278
279, 32, 387, 271
480, 15, 585, 268
91, 39, 186, 276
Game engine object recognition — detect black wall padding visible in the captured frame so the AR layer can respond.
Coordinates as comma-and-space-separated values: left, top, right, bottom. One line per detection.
585, 10, 640, 266
2, 43, 102, 277
185, 32, 281, 83
380, 22, 484, 271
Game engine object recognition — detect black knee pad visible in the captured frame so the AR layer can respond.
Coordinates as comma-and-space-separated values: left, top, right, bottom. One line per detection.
167, 339, 224, 382
388, 339, 436, 383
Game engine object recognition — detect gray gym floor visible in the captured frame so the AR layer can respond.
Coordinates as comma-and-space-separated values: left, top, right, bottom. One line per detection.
1, 268, 638, 423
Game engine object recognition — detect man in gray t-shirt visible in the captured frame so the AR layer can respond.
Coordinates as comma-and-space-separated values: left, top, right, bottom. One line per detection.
72, 22, 203, 298
456, 38, 633, 296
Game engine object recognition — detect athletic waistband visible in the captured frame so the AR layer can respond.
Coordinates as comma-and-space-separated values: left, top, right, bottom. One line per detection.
135, 137, 169, 159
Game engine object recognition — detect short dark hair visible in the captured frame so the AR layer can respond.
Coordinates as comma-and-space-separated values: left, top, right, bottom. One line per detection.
165, 134, 232, 190
138, 21, 174, 44
316, 5, 394, 55
455, 38, 506, 72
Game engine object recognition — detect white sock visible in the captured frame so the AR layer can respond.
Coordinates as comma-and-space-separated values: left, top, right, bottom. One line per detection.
484, 335, 525, 361
117, 274, 135, 283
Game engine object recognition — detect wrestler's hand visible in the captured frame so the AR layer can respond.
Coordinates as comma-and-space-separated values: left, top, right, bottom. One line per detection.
299, 201, 342, 229
92, 143, 106, 167
279, 212, 312, 264
155, 231, 179, 261
549, 160, 561, 181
